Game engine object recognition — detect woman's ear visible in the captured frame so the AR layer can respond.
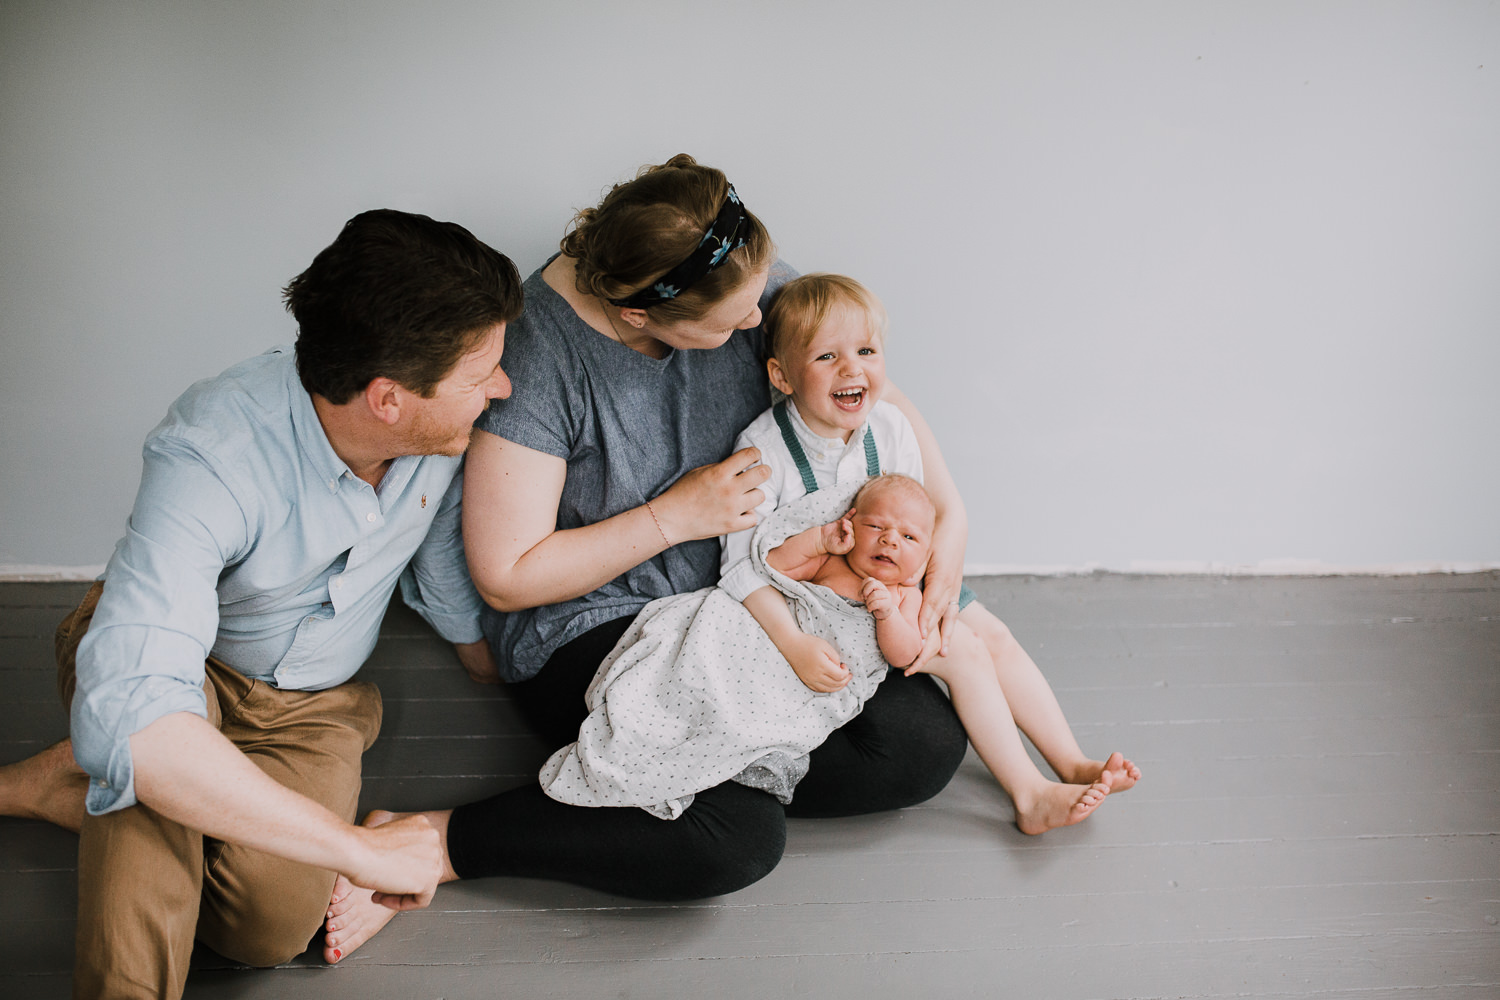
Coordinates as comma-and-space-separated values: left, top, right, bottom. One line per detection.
618, 307, 648, 330
767, 356, 794, 396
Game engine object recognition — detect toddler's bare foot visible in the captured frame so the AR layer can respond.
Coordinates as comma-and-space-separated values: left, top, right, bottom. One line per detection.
1013, 773, 1111, 835
323, 810, 403, 964
0, 740, 88, 832
1100, 751, 1141, 792
1059, 752, 1141, 793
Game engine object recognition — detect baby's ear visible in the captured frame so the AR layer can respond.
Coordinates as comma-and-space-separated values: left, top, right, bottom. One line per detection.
901, 559, 929, 588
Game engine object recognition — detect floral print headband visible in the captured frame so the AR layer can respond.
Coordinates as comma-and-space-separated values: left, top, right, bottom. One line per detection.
608, 185, 750, 309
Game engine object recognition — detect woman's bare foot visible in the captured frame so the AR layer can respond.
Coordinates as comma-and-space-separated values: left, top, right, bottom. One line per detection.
323, 810, 403, 965
1057, 752, 1141, 793
0, 740, 88, 832
1012, 773, 1111, 836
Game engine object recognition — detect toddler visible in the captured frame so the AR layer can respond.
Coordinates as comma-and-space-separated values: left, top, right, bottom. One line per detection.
721, 274, 1140, 833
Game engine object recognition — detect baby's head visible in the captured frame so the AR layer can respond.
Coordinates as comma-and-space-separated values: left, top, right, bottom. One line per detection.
764, 274, 889, 442
845, 474, 935, 586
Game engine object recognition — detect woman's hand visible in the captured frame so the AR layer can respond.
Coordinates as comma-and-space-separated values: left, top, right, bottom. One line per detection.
650, 446, 770, 543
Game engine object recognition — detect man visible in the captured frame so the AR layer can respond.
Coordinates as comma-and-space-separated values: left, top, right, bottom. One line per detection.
0, 209, 522, 998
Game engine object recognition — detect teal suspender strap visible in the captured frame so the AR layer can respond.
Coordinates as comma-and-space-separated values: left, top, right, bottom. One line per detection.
863, 426, 880, 477
773, 400, 821, 494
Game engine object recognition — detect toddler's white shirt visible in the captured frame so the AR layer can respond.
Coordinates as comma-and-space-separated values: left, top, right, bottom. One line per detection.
718, 398, 923, 603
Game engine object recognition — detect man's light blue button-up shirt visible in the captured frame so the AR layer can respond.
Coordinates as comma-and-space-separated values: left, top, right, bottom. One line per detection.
72, 347, 484, 815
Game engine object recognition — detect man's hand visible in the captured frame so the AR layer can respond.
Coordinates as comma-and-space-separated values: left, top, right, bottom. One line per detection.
349, 814, 445, 911
453, 639, 498, 685
783, 632, 850, 693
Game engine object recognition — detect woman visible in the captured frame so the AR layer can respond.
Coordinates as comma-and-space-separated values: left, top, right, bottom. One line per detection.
324, 155, 971, 960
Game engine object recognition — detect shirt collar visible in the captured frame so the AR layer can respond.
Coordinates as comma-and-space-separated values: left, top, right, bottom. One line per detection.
282, 351, 356, 494
786, 398, 870, 458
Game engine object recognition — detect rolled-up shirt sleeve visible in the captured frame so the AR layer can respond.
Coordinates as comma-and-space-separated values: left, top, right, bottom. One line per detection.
72, 433, 248, 815
399, 466, 484, 645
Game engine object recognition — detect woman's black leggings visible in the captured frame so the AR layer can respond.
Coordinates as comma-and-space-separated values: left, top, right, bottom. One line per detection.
445, 616, 968, 900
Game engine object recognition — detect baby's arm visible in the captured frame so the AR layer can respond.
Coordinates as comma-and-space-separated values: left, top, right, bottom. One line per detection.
766, 513, 854, 581
744, 514, 859, 693
741, 587, 851, 693
861, 579, 925, 669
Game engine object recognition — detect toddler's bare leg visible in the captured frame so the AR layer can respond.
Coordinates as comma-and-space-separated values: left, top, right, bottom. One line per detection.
924, 628, 1110, 835
959, 604, 1140, 791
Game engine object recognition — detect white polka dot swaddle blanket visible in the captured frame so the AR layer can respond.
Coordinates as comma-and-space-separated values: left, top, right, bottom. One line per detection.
538, 481, 891, 819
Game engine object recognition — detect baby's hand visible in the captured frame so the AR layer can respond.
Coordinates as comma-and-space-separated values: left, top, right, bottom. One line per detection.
784, 633, 851, 693
821, 512, 855, 556
861, 577, 896, 620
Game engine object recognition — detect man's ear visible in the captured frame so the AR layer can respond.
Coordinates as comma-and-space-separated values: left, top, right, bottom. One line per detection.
767, 356, 794, 396
363, 377, 403, 426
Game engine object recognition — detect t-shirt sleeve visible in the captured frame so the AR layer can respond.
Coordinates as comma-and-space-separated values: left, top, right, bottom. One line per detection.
473, 314, 579, 459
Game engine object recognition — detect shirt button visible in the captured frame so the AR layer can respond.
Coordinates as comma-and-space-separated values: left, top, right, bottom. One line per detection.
96, 779, 108, 788
366, 512, 377, 523
333, 578, 343, 589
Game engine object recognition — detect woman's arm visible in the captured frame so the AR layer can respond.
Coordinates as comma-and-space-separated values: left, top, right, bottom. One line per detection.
884, 382, 969, 654
462, 428, 769, 612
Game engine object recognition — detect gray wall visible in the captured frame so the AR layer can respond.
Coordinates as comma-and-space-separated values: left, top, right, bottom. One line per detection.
2, 1, 1496, 575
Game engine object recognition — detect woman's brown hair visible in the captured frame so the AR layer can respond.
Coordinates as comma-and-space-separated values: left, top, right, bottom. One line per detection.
561, 154, 775, 324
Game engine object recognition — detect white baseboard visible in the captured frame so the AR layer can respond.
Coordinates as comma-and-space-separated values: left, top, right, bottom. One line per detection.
0, 565, 107, 582
961, 560, 1500, 577
3, 561, 1497, 582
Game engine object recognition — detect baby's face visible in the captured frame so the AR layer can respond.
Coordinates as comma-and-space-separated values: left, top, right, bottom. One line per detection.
767, 302, 887, 442
845, 489, 935, 586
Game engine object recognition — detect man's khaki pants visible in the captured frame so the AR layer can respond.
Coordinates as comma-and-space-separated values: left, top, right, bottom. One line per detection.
56, 583, 383, 999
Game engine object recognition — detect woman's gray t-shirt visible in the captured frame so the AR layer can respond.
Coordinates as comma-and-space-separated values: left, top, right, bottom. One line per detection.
475, 257, 797, 682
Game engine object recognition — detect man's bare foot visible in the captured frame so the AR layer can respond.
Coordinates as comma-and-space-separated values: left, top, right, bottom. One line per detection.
0, 740, 88, 832
1012, 773, 1111, 836
1058, 752, 1141, 793
324, 810, 404, 965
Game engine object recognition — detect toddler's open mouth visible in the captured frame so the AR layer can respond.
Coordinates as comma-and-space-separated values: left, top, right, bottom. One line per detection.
832, 388, 865, 410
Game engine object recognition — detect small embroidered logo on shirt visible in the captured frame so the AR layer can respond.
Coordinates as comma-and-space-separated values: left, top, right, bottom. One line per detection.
421, 494, 427, 508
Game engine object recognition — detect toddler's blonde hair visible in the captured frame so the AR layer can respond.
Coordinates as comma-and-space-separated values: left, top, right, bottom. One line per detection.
765, 273, 888, 362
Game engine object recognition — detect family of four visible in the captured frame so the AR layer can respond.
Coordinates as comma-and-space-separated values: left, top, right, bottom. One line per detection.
0, 155, 1138, 999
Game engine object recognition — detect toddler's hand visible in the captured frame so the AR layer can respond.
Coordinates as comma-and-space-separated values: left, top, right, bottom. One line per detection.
860, 577, 896, 620
785, 633, 850, 693
820, 513, 855, 556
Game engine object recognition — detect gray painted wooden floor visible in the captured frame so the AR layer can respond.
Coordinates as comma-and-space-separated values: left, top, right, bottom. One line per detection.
3, 574, 1497, 998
